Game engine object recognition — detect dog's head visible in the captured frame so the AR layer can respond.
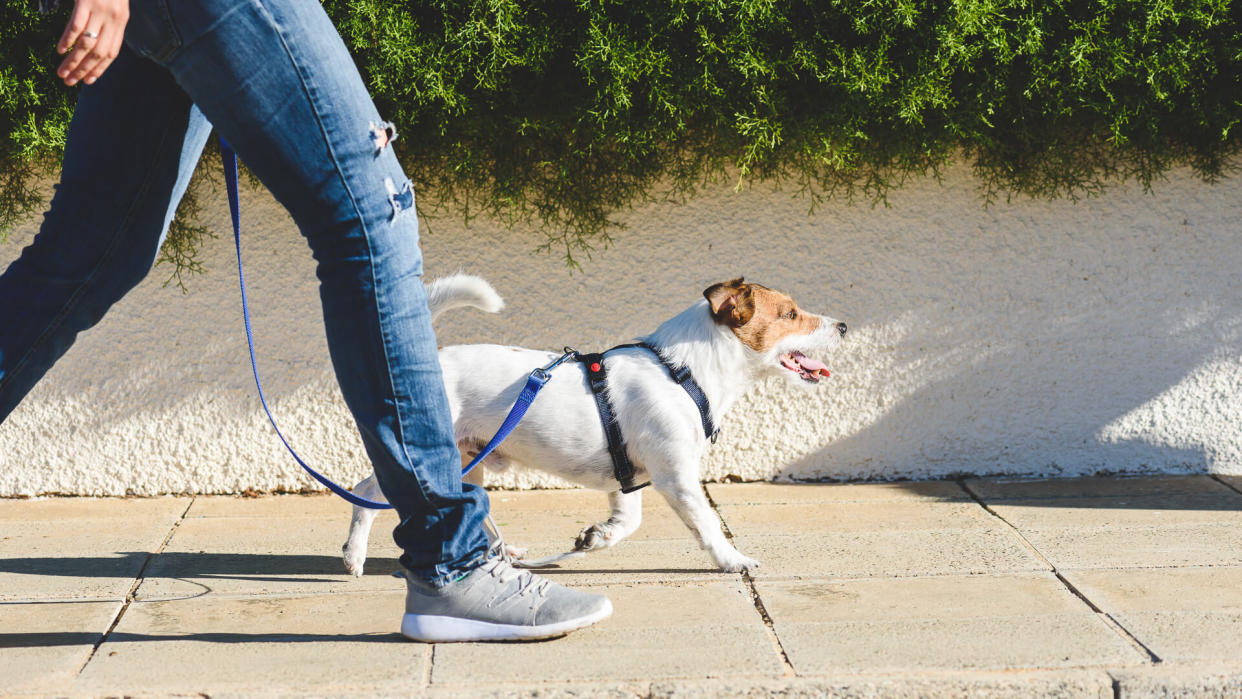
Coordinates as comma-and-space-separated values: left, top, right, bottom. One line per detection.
704, 278, 846, 386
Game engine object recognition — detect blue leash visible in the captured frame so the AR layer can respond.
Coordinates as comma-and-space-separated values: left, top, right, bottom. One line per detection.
220, 139, 563, 509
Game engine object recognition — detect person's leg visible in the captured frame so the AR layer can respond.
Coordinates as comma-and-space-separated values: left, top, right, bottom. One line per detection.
122, 0, 610, 641
0, 47, 211, 421
122, 0, 488, 582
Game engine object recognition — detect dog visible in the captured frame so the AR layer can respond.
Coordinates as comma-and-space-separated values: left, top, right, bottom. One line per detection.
342, 274, 846, 574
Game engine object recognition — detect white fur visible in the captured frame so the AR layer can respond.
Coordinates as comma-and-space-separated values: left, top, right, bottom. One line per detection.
342, 273, 844, 575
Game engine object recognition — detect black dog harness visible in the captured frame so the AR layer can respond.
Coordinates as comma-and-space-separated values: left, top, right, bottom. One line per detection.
574, 342, 719, 493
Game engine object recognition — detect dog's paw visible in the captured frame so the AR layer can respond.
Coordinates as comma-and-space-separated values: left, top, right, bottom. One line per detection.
342, 545, 366, 577
504, 543, 529, 560
574, 523, 618, 551
715, 553, 760, 573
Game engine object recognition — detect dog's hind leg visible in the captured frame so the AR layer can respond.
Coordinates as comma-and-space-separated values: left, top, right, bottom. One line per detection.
342, 473, 387, 576
575, 489, 643, 551
654, 471, 758, 573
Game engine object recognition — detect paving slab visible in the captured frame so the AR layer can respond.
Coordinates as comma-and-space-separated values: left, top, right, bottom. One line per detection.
532, 538, 734, 586
424, 684, 650, 698
0, 496, 189, 522
1065, 567, 1242, 663
133, 515, 404, 600
715, 489, 1044, 579
1219, 475, 1242, 491
965, 475, 1231, 501
487, 489, 693, 544
0, 600, 122, 695
74, 591, 422, 695
987, 493, 1242, 530
706, 481, 969, 505
717, 500, 999, 535
429, 581, 782, 685
0, 499, 187, 602
1018, 523, 1242, 570
1112, 663, 1242, 698
649, 671, 1115, 698
188, 492, 355, 519
756, 573, 1143, 674
734, 528, 1046, 579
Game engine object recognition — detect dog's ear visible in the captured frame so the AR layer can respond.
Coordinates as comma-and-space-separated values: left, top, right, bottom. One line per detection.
704, 278, 755, 327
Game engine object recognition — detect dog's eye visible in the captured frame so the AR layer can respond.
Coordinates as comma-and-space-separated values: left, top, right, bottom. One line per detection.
783, 309, 798, 320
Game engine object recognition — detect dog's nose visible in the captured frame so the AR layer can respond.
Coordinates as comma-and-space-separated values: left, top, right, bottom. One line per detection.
836, 322, 847, 337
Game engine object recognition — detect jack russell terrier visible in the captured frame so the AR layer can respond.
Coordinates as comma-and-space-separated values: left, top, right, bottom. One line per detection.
342, 274, 846, 574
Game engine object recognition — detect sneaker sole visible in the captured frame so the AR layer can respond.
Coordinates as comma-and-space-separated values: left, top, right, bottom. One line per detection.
400, 599, 613, 642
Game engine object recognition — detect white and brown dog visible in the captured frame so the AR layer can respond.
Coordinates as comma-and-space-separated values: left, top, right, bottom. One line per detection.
342, 274, 846, 574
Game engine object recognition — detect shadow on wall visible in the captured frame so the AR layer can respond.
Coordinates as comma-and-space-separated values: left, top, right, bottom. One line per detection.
775, 190, 1242, 481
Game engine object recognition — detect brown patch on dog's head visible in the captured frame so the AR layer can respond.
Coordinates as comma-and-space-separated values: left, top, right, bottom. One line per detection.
706, 278, 823, 353
704, 278, 756, 328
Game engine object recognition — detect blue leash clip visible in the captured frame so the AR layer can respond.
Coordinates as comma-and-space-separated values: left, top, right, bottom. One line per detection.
460, 347, 578, 477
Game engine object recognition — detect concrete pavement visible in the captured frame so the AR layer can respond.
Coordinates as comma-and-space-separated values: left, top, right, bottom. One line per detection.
4, 475, 1242, 697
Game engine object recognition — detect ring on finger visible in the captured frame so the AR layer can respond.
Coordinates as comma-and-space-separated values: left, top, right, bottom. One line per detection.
82, 29, 99, 39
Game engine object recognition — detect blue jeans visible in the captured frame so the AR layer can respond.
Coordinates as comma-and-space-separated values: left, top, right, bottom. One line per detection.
0, 0, 490, 584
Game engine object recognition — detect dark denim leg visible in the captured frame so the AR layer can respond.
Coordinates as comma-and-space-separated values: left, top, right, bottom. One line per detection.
124, 0, 490, 582
0, 47, 210, 421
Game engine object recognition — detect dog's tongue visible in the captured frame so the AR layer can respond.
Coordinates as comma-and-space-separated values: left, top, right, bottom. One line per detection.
785, 352, 830, 378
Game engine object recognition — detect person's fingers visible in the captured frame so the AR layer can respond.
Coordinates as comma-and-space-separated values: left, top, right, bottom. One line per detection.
56, 0, 129, 86
57, 16, 101, 83
70, 22, 121, 86
79, 29, 123, 85
56, 3, 91, 56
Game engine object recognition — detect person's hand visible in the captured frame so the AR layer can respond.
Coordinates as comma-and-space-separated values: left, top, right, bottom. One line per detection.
56, 0, 129, 86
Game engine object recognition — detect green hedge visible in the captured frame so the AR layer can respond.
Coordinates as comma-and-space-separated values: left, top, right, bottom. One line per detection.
3, 0, 1239, 273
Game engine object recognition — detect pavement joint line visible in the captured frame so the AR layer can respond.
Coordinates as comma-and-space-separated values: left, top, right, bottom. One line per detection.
73, 496, 197, 678
957, 479, 1162, 666
1212, 474, 1242, 496
703, 484, 796, 678
422, 643, 433, 689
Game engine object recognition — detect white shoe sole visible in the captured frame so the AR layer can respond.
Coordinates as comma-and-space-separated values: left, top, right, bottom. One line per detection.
400, 599, 613, 642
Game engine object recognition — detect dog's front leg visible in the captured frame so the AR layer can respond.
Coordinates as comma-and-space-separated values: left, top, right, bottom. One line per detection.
575, 489, 643, 551
342, 474, 387, 576
655, 475, 758, 573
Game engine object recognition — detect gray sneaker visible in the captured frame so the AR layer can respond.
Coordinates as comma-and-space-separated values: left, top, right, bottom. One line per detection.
398, 557, 612, 642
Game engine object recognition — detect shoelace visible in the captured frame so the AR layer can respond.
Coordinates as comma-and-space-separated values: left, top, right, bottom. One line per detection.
480, 535, 552, 606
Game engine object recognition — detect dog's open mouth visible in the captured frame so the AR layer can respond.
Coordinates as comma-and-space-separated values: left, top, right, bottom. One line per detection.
780, 351, 830, 383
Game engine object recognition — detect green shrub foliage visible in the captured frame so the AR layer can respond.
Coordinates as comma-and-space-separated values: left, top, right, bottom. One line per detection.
3, 0, 1239, 270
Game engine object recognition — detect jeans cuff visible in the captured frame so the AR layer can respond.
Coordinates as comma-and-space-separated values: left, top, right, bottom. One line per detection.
406, 549, 492, 588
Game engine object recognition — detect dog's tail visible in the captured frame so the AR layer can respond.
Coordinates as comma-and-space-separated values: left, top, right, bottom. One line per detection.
426, 273, 505, 321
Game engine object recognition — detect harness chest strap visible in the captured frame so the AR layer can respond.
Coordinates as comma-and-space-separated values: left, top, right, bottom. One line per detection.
577, 343, 718, 494
578, 352, 648, 494
633, 341, 719, 442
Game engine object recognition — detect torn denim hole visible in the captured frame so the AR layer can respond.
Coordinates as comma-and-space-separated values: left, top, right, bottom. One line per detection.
385, 177, 414, 218
370, 120, 398, 154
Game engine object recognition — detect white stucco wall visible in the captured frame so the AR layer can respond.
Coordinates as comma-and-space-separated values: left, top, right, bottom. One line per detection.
2, 162, 1240, 496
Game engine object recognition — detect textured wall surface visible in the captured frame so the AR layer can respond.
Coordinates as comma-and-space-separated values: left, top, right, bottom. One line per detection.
2, 162, 1240, 496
